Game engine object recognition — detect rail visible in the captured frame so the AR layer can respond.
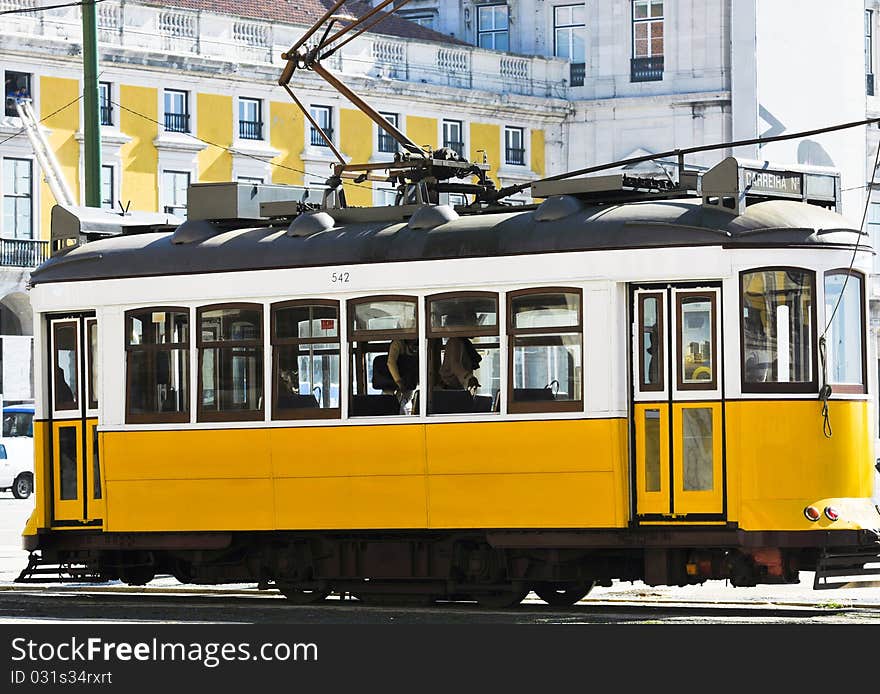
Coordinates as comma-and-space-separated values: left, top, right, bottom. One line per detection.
0, 238, 50, 267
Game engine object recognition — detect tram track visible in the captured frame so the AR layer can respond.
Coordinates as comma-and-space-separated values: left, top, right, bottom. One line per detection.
1, 585, 879, 624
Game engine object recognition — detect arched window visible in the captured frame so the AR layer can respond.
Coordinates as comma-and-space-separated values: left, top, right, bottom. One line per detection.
348, 296, 418, 417
197, 303, 263, 421
508, 288, 583, 413
740, 268, 816, 392
426, 292, 500, 415
824, 270, 866, 393
271, 300, 341, 419
125, 307, 189, 423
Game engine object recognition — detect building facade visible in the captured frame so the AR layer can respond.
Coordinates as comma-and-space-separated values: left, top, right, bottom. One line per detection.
1, 0, 879, 446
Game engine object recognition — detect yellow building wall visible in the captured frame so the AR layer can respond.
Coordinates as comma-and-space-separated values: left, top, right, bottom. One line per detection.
339, 108, 373, 206
119, 85, 158, 212
269, 101, 305, 186
38, 77, 80, 240
406, 115, 437, 152
196, 93, 232, 182
530, 129, 546, 178
470, 122, 500, 185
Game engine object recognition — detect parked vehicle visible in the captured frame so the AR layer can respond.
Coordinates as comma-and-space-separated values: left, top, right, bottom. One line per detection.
0, 440, 32, 499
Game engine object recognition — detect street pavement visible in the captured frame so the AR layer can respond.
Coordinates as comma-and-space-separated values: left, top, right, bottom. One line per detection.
1, 492, 879, 608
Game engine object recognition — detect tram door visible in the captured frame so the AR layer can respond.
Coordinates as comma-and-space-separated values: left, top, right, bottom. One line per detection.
48, 315, 103, 526
631, 286, 725, 521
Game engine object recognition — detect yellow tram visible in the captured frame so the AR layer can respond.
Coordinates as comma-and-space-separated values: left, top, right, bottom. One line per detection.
17, 155, 880, 606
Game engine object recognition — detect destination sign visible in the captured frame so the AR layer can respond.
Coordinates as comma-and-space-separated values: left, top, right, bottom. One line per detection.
742, 168, 803, 196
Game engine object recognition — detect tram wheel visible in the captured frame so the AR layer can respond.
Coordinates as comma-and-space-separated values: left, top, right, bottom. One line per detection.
277, 584, 330, 604
475, 586, 529, 609
534, 581, 594, 607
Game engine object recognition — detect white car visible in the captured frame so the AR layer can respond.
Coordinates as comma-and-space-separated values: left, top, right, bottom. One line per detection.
0, 440, 32, 499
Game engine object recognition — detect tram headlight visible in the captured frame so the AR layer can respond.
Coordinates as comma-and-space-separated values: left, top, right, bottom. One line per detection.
824, 506, 840, 522
803, 506, 821, 522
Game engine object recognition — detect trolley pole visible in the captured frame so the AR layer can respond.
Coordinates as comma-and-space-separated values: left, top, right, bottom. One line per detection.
82, 0, 102, 208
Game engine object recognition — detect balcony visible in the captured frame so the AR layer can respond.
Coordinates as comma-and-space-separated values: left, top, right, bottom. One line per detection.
164, 112, 190, 133
310, 127, 334, 147
505, 147, 525, 166
869, 73, 875, 96
570, 62, 585, 88
443, 140, 465, 157
239, 120, 263, 140
99, 104, 113, 126
0, 238, 50, 268
631, 56, 664, 83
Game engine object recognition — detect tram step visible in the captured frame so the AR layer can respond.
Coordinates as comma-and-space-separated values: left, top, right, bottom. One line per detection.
14, 553, 105, 584
813, 546, 880, 589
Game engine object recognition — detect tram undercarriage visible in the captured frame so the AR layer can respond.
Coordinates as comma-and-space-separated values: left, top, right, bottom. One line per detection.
18, 527, 880, 605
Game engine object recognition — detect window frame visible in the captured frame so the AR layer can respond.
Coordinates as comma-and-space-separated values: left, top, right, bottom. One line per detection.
124, 306, 191, 425
163, 89, 190, 133
553, 3, 586, 62
377, 112, 399, 154
2, 157, 33, 239
197, 302, 265, 423
309, 105, 334, 147
238, 97, 263, 141
739, 267, 818, 394
504, 126, 525, 166
631, 0, 664, 59
507, 287, 583, 414
162, 169, 190, 217
426, 290, 499, 340
637, 291, 665, 393
98, 81, 113, 126
100, 164, 115, 211
271, 298, 341, 421
675, 291, 717, 392
823, 269, 867, 395
477, 3, 510, 51
442, 119, 464, 157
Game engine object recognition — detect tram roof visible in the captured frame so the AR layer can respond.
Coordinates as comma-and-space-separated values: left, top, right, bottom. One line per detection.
29, 198, 866, 286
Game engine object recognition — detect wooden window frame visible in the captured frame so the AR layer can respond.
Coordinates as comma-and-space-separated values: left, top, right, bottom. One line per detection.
197, 302, 264, 423
507, 287, 583, 414
271, 299, 341, 420
125, 306, 190, 424
824, 269, 867, 395
739, 267, 818, 394
426, 290, 499, 339
675, 291, 717, 392
86, 318, 99, 411
637, 292, 664, 392
52, 320, 79, 412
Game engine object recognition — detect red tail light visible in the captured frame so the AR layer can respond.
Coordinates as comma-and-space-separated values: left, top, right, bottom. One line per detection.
804, 506, 821, 522
824, 506, 840, 521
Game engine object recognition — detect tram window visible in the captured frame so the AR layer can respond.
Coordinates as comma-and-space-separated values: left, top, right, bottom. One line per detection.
272, 301, 341, 419
87, 318, 98, 410
125, 308, 189, 423
348, 296, 418, 417
53, 321, 78, 411
198, 304, 263, 422
638, 293, 663, 391
824, 271, 865, 393
508, 289, 583, 413
676, 293, 716, 391
426, 293, 500, 415
741, 269, 816, 392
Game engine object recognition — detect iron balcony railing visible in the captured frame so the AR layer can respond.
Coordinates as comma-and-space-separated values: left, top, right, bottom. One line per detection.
631, 55, 664, 82
310, 127, 334, 147
505, 147, 525, 166
443, 140, 464, 157
239, 120, 263, 140
99, 104, 113, 126
868, 73, 875, 96
570, 62, 585, 87
164, 112, 190, 133
0, 238, 50, 268
377, 131, 397, 153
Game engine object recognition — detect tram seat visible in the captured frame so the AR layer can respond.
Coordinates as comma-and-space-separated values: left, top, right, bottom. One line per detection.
277, 393, 319, 409
512, 387, 556, 402
351, 394, 400, 416
472, 395, 493, 412
430, 389, 474, 414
